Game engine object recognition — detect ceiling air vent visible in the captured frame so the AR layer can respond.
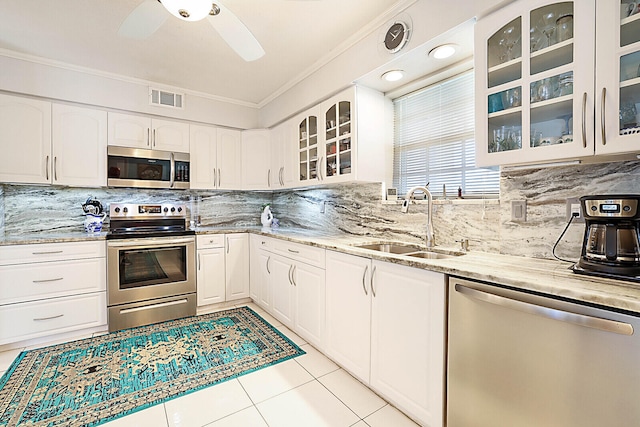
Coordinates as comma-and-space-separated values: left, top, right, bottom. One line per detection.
150, 88, 184, 109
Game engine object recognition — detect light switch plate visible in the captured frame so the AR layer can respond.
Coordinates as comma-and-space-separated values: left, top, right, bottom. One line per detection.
511, 200, 527, 222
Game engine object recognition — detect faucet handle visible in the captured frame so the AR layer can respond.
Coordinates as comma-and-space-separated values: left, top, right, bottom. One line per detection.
455, 238, 469, 252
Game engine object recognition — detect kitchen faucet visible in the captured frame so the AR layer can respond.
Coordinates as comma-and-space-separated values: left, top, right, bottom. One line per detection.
402, 186, 435, 248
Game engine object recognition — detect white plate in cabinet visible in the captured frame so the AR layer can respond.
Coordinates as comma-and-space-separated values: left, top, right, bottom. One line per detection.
0, 292, 107, 345
0, 241, 106, 266
0, 258, 106, 305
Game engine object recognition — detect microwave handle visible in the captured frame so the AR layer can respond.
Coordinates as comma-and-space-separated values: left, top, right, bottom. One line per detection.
170, 152, 175, 188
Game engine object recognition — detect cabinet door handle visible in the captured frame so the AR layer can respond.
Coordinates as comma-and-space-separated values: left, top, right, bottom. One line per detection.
45, 155, 49, 181
226, 237, 230, 254
266, 256, 271, 274
213, 168, 217, 188
581, 92, 587, 148
279, 167, 284, 186
218, 168, 221, 187
32, 250, 63, 255
33, 314, 64, 322
291, 265, 297, 286
197, 253, 201, 270
153, 128, 156, 147
600, 87, 607, 146
53, 157, 58, 181
147, 128, 151, 146
319, 157, 324, 181
370, 265, 377, 297
268, 169, 271, 187
288, 264, 293, 285
455, 284, 633, 335
33, 277, 63, 283
362, 265, 369, 296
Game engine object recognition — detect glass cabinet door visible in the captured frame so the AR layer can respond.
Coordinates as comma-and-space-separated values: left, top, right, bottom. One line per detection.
325, 101, 352, 179
616, 3, 640, 139
298, 115, 318, 182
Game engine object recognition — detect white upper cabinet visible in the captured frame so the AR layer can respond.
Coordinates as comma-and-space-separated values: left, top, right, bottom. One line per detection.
189, 125, 242, 190
0, 95, 106, 187
52, 104, 107, 187
108, 112, 189, 153
295, 86, 389, 186
595, 1, 640, 155
270, 119, 296, 189
476, 0, 596, 166
0, 94, 51, 185
477, 0, 640, 167
216, 128, 243, 189
241, 129, 271, 190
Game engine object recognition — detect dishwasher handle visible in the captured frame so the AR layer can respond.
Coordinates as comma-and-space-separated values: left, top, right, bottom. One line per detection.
455, 284, 634, 336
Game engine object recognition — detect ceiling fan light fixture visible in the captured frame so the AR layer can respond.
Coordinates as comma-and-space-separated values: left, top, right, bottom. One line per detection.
160, 0, 212, 22
429, 44, 457, 59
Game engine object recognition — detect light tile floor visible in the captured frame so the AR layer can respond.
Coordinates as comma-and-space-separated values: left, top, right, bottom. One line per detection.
0, 302, 419, 427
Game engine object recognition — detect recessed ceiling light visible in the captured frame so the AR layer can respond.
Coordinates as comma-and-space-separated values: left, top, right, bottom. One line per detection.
381, 70, 405, 82
429, 44, 457, 59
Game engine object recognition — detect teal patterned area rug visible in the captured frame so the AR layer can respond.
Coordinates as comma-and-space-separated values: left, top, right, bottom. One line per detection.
0, 306, 304, 426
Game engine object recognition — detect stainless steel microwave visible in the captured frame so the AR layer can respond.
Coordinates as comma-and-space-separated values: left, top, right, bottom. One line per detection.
107, 146, 190, 189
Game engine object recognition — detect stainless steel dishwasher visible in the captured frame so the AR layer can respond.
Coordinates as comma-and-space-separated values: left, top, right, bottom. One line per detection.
447, 276, 640, 427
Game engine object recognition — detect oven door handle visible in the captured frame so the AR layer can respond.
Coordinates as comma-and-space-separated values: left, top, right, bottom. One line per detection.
107, 236, 195, 248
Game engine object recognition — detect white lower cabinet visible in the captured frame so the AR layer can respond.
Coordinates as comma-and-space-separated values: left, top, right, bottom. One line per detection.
196, 234, 249, 307
250, 237, 326, 349
325, 250, 446, 427
370, 262, 445, 427
0, 241, 107, 345
225, 234, 250, 301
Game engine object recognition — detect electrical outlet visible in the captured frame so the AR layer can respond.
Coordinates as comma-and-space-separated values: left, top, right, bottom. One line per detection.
511, 200, 527, 222
566, 198, 584, 222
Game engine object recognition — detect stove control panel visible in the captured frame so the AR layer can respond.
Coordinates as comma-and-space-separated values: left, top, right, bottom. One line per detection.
110, 203, 187, 219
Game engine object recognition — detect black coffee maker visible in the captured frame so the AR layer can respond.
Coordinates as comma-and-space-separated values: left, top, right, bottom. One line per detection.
576, 195, 640, 279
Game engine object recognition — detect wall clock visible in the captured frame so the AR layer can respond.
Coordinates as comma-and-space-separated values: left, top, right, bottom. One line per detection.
383, 21, 410, 53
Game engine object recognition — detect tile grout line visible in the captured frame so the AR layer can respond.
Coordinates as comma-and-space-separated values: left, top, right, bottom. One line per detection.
235, 378, 272, 427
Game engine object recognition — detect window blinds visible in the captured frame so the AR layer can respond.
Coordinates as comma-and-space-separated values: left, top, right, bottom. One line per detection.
392, 70, 499, 197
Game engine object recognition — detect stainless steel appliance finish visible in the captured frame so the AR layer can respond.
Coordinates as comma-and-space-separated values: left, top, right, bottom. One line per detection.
576, 195, 640, 279
447, 277, 640, 427
107, 146, 190, 189
107, 203, 196, 332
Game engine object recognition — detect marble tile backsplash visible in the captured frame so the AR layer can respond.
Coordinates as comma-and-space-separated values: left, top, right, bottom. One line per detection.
1, 160, 639, 261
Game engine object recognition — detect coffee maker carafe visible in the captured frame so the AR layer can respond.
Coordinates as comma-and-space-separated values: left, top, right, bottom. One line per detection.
577, 195, 640, 278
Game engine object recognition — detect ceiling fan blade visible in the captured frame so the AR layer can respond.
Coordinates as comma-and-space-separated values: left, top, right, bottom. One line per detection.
207, 3, 265, 62
118, 0, 169, 40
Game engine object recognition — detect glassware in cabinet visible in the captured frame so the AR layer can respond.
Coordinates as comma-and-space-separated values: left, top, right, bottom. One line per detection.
299, 116, 319, 182
324, 100, 352, 179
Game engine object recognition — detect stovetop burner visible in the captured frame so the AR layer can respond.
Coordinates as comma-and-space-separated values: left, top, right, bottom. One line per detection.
107, 202, 193, 239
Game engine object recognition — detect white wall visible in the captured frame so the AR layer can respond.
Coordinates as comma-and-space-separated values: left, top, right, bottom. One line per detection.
259, 0, 513, 128
0, 53, 259, 129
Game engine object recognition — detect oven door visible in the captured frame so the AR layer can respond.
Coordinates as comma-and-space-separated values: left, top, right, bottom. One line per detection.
107, 236, 196, 306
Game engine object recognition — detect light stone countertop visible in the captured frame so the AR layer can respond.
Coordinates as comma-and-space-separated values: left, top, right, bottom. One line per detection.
3, 226, 640, 314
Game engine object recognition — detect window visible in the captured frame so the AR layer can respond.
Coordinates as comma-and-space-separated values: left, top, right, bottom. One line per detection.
392, 70, 499, 197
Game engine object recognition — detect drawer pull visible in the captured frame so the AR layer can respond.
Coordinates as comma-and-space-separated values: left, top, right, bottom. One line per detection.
33, 277, 64, 283
32, 250, 64, 255
288, 249, 300, 254
33, 314, 64, 321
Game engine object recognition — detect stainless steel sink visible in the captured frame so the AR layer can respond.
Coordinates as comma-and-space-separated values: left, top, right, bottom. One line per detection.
405, 251, 457, 260
351, 242, 464, 258
353, 243, 424, 254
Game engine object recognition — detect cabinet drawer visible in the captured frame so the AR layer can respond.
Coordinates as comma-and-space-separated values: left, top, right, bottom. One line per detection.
197, 234, 225, 249
0, 292, 107, 345
271, 240, 325, 268
0, 241, 106, 266
0, 258, 106, 305
251, 234, 275, 250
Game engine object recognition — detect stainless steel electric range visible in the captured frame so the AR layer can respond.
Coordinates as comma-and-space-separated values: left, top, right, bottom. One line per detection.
106, 203, 196, 332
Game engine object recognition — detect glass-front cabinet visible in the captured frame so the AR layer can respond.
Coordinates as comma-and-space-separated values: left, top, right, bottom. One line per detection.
477, 0, 640, 167
298, 114, 319, 183
292, 86, 388, 186
596, 1, 640, 155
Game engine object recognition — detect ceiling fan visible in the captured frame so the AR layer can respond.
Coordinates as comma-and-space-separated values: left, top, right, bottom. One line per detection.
118, 0, 266, 62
